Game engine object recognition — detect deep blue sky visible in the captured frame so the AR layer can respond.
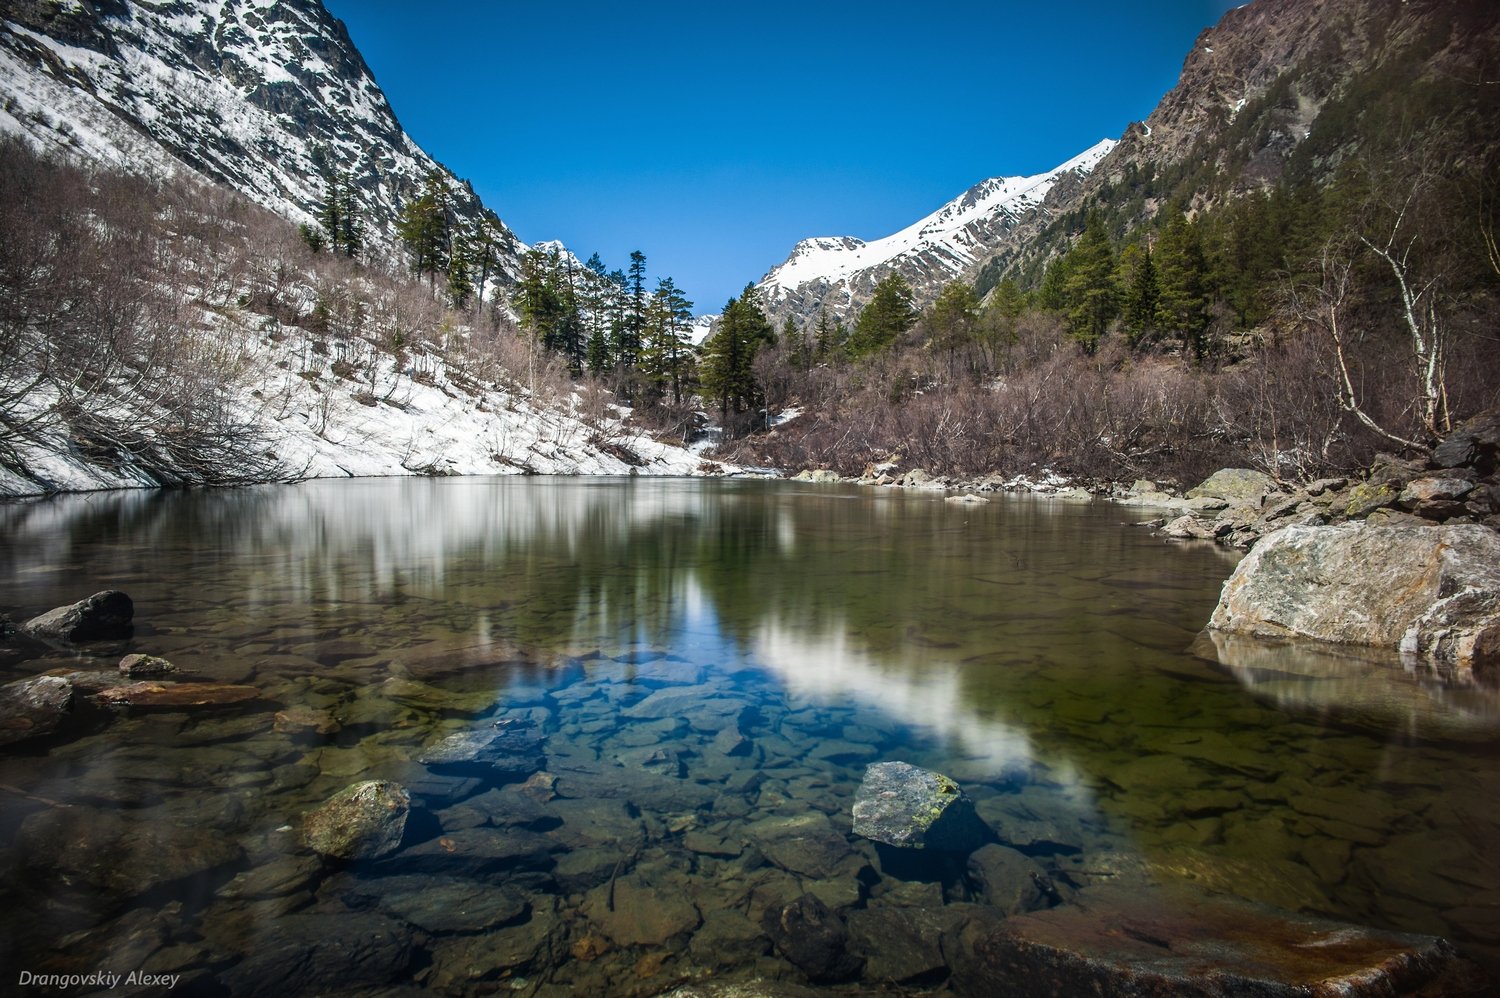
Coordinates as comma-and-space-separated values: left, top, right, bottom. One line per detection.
324, 1, 1241, 312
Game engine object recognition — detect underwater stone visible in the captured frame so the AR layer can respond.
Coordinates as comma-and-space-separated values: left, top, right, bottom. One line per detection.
965, 844, 1051, 914
761, 892, 863, 983
852, 761, 990, 854
302, 780, 410, 860
22, 590, 134, 642
0, 674, 73, 746
118, 653, 177, 676
953, 883, 1484, 997
416, 720, 545, 778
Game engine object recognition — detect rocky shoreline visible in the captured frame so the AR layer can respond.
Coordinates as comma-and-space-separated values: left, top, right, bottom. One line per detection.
787, 408, 1500, 553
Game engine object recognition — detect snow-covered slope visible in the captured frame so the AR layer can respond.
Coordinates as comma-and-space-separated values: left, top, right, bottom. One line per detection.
758, 139, 1116, 325
0, 0, 525, 277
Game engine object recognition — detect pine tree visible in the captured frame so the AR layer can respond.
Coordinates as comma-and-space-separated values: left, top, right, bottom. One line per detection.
641, 276, 694, 402
701, 284, 773, 424
396, 171, 451, 287
1061, 211, 1118, 353
1155, 213, 1212, 362
447, 232, 474, 310
1037, 254, 1074, 312
814, 307, 840, 360
927, 280, 980, 370
615, 249, 648, 369
1118, 241, 1160, 348
848, 273, 916, 358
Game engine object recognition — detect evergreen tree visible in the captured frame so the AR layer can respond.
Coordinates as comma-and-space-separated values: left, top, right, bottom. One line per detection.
990, 278, 1026, 319
1118, 241, 1160, 348
1155, 213, 1212, 362
335, 180, 362, 258
1037, 254, 1074, 312
1061, 211, 1118, 353
784, 315, 813, 371
396, 171, 451, 287
642, 276, 694, 403
848, 273, 916, 358
447, 232, 474, 310
615, 249, 648, 369
580, 252, 614, 374
298, 222, 325, 254
813, 307, 841, 360
927, 280, 980, 369
701, 284, 774, 424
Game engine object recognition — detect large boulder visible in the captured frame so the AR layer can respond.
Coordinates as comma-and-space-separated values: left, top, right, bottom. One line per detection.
852, 761, 990, 854
1186, 468, 1276, 506
1209, 523, 1500, 682
22, 590, 133, 642
0, 675, 73, 746
303, 780, 410, 860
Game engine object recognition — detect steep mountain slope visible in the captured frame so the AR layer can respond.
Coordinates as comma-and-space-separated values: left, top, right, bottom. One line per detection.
757, 139, 1115, 327
976, 0, 1500, 292
0, 0, 526, 278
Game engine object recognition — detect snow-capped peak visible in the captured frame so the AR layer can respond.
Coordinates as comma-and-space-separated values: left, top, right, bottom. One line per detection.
757, 138, 1117, 316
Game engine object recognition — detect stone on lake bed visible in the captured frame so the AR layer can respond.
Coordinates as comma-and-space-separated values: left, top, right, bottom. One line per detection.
302, 780, 410, 861
416, 720, 545, 777
374, 875, 529, 934
22, 590, 134, 643
92, 680, 262, 709
0, 674, 73, 746
954, 883, 1485, 997
852, 761, 991, 854
118, 653, 177, 676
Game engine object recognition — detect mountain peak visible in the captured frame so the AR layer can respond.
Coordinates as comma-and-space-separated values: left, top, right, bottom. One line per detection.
757, 138, 1116, 325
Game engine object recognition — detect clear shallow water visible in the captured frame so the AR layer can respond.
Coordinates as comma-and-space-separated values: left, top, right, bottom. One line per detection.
1, 477, 1498, 994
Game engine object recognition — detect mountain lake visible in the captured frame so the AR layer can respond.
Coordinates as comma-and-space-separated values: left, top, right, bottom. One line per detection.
1, 476, 1498, 994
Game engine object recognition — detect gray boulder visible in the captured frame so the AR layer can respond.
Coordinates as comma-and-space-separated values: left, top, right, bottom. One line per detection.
303, 780, 411, 860
852, 761, 990, 854
0, 675, 73, 746
1186, 468, 1276, 506
22, 590, 133, 642
1209, 523, 1500, 682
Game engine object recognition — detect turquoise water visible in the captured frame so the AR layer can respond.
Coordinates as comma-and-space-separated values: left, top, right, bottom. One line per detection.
1, 477, 1496, 994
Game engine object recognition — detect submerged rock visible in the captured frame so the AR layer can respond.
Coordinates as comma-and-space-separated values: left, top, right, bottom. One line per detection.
417, 720, 545, 778
761, 893, 863, 983
852, 761, 990, 854
302, 780, 410, 860
118, 653, 177, 677
215, 909, 414, 997
1208, 523, 1500, 682
92, 681, 261, 709
965, 844, 1052, 914
0, 674, 73, 746
20, 805, 242, 898
952, 883, 1483, 997
22, 590, 134, 642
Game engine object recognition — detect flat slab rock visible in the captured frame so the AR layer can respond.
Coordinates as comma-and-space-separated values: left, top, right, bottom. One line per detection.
960, 883, 1484, 997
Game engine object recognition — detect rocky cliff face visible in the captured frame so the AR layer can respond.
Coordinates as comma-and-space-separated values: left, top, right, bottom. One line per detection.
0, 0, 525, 277
755, 140, 1115, 329
977, 0, 1500, 290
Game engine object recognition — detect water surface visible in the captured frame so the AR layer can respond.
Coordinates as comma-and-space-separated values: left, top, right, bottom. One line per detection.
1, 477, 1497, 994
